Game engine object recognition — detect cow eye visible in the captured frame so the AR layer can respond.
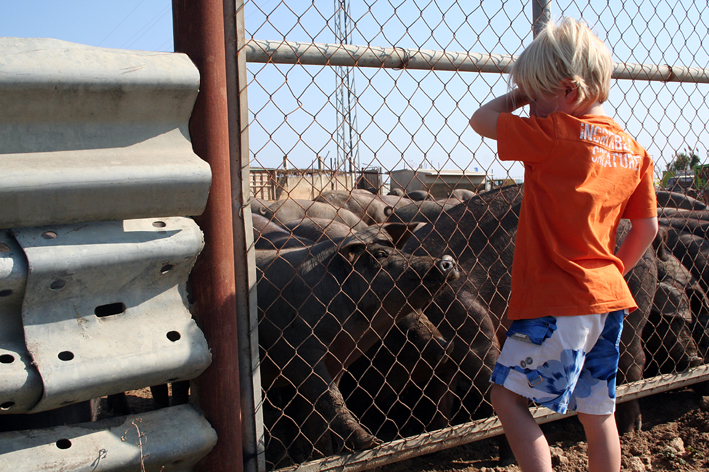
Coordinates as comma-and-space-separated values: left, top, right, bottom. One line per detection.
372, 249, 389, 259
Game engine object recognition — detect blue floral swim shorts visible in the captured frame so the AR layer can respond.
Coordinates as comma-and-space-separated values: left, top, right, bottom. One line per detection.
490, 310, 626, 415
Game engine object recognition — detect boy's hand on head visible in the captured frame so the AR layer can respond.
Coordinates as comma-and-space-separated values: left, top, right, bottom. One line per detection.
469, 88, 530, 140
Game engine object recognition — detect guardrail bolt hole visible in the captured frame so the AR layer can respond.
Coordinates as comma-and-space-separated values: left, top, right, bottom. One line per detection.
153, 221, 167, 228
167, 331, 181, 342
1, 401, 15, 410
95, 302, 126, 318
0, 289, 12, 297
56, 439, 72, 449
0, 354, 14, 364
41, 231, 58, 240
161, 264, 174, 274
58, 351, 74, 361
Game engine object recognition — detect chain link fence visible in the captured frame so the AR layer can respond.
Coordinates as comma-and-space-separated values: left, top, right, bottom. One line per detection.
239, 1, 709, 470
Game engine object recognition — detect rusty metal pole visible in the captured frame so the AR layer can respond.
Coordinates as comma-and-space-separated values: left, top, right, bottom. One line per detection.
173, 1, 243, 471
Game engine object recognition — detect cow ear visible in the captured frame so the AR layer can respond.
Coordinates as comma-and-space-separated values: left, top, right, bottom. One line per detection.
340, 240, 367, 263
382, 222, 425, 249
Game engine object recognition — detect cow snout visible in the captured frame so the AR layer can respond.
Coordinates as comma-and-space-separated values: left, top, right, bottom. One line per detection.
690, 355, 704, 368
437, 255, 459, 280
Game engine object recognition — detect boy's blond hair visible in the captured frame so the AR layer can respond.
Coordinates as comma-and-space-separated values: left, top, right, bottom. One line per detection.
511, 17, 613, 106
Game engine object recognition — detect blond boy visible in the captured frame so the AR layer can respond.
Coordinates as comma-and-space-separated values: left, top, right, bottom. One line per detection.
469, 18, 658, 472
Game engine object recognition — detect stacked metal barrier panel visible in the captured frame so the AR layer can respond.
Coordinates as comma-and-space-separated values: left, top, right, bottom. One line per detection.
0, 37, 217, 471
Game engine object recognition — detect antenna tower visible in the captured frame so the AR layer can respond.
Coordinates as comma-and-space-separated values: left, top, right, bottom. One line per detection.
334, 0, 359, 173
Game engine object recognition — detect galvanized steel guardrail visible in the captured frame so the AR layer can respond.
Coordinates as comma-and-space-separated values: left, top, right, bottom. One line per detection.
0, 37, 211, 227
0, 405, 217, 472
0, 37, 216, 471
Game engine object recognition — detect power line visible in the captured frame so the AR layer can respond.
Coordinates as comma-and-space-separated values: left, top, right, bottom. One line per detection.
97, 0, 149, 47
121, 5, 171, 50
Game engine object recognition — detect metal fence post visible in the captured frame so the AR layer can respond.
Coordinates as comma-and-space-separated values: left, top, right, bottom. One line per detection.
173, 0, 244, 470
226, 2, 265, 472
532, 0, 552, 37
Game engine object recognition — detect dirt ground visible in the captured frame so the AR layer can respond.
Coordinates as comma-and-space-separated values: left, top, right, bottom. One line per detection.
117, 385, 709, 471
373, 387, 709, 472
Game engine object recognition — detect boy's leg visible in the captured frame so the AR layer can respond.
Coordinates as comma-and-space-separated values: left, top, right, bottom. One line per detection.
491, 384, 553, 472
577, 412, 621, 472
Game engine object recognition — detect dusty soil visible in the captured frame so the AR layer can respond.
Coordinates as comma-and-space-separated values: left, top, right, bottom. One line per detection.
373, 387, 709, 472
115, 386, 709, 471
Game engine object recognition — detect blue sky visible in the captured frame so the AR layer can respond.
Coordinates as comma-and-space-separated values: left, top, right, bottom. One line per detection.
0, 1, 173, 52
3, 1, 707, 182
242, 1, 709, 181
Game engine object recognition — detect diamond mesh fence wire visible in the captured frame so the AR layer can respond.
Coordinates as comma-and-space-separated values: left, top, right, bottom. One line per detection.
239, 1, 709, 470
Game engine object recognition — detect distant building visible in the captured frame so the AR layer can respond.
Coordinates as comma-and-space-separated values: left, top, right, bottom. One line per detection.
388, 168, 487, 199
250, 164, 386, 200
250, 167, 355, 201
356, 167, 383, 192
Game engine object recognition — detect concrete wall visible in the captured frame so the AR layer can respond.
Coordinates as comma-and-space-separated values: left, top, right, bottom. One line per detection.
389, 169, 487, 199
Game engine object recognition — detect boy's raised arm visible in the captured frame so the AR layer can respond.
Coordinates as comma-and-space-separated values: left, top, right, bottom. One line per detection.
469, 88, 529, 140
616, 217, 659, 276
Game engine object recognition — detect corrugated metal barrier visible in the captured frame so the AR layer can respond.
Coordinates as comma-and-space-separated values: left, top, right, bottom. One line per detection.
0, 37, 217, 470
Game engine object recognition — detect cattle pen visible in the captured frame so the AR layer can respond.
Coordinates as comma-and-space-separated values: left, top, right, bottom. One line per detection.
1, 1, 709, 472
239, 1, 709, 472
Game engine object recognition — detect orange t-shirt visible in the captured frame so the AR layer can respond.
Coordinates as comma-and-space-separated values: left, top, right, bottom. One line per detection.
497, 112, 657, 320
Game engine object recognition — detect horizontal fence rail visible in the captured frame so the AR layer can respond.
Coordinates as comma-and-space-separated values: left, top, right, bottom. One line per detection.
276, 365, 709, 472
245, 39, 513, 73
245, 39, 709, 84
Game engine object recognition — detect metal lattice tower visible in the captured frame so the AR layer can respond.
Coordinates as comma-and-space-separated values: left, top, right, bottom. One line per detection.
334, 0, 359, 174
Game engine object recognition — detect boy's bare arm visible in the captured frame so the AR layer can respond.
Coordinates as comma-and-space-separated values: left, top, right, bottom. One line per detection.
469, 88, 529, 139
616, 217, 659, 276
